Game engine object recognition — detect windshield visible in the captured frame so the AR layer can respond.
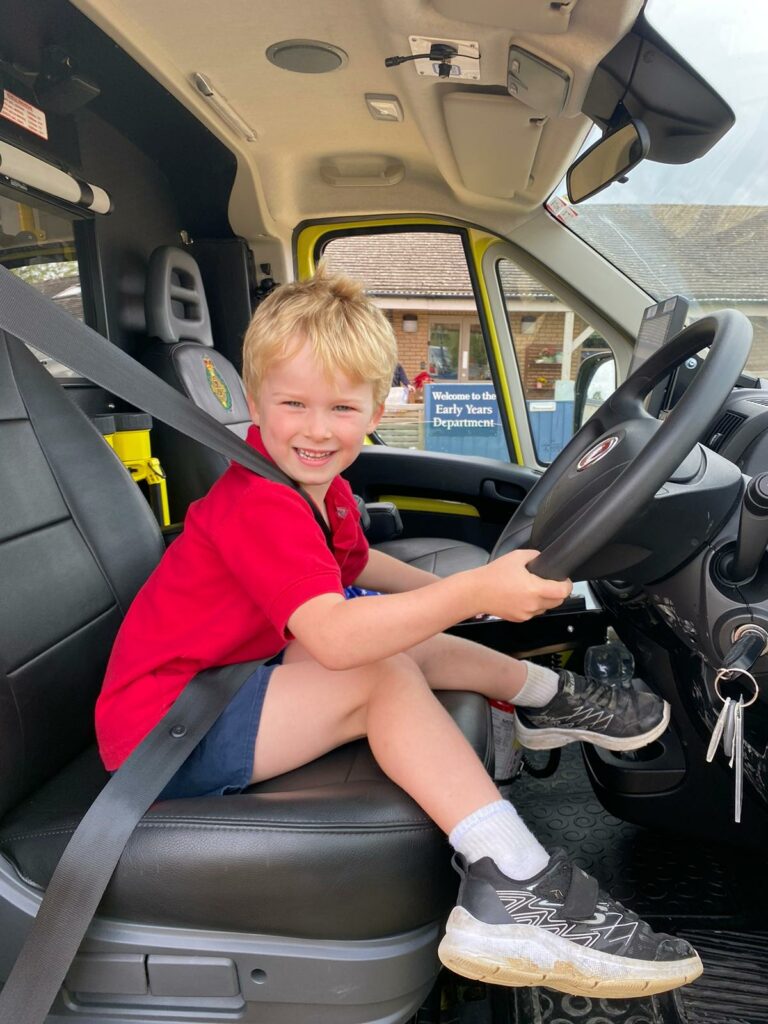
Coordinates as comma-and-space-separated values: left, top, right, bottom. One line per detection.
556, 0, 768, 376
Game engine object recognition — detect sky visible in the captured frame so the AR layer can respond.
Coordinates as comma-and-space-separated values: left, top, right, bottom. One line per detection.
588, 0, 768, 205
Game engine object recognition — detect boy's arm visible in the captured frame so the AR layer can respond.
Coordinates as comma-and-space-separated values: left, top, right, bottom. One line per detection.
288, 549, 571, 671
354, 547, 437, 592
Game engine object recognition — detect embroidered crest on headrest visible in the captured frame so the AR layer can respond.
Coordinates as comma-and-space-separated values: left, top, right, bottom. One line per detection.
203, 357, 232, 411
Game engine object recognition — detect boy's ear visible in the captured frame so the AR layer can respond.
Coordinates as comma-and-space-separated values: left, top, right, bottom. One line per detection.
246, 392, 260, 425
368, 402, 385, 433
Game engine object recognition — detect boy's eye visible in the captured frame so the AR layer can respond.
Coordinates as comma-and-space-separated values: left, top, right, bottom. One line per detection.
282, 400, 304, 408
334, 404, 357, 412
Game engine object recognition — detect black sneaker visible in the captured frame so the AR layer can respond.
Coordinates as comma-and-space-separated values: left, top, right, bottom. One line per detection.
515, 670, 670, 751
438, 849, 702, 998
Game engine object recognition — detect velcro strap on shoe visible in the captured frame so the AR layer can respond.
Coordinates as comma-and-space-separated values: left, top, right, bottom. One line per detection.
563, 865, 599, 920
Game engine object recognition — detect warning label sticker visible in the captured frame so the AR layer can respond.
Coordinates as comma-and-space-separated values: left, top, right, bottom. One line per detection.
545, 195, 578, 223
0, 90, 48, 140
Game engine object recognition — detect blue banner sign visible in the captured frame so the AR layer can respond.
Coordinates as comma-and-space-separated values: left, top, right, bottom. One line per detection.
422, 382, 574, 463
423, 382, 508, 460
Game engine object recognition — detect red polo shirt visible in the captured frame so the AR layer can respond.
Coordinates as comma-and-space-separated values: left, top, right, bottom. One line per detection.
95, 426, 368, 770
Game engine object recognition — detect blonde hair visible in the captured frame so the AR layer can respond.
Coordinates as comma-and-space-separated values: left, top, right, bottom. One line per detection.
242, 263, 397, 407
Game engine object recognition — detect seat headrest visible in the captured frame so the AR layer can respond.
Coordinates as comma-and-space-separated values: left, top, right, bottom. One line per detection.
145, 245, 213, 347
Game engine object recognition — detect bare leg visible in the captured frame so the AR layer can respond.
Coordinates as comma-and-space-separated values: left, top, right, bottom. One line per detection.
283, 632, 531, 702
402, 632, 530, 700
252, 646, 500, 834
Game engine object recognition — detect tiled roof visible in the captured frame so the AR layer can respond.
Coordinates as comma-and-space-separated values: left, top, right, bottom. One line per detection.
322, 206, 768, 304
26, 274, 85, 320
323, 231, 548, 300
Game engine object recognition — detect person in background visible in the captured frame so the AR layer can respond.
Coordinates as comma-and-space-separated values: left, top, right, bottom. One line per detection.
392, 361, 412, 389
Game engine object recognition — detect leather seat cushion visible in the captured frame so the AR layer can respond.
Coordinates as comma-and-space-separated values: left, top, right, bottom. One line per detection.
0, 691, 491, 941
375, 537, 489, 575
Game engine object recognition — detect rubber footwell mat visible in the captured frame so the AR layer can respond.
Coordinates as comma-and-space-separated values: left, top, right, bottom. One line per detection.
676, 930, 768, 1023
510, 748, 768, 925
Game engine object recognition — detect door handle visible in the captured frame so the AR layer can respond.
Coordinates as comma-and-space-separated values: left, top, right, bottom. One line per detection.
481, 479, 523, 504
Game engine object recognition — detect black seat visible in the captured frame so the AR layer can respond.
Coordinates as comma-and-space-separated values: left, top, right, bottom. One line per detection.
141, 245, 490, 575
0, 330, 491, 1021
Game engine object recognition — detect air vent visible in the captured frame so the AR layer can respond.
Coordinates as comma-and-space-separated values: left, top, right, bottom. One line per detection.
707, 411, 746, 451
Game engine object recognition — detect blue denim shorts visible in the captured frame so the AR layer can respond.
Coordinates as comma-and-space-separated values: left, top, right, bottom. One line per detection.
155, 654, 282, 801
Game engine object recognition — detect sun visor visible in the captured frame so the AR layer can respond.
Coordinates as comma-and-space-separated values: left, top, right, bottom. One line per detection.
443, 93, 543, 198
0, 140, 112, 214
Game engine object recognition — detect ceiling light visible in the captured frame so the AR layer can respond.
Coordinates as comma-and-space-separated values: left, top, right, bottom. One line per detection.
191, 72, 257, 142
365, 94, 404, 122
266, 40, 348, 74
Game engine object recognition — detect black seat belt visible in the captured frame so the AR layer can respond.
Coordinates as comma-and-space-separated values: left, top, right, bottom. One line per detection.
0, 266, 327, 1023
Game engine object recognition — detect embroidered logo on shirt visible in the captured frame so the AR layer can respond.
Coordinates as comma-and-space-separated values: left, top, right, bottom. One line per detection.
203, 357, 232, 411
335, 506, 348, 519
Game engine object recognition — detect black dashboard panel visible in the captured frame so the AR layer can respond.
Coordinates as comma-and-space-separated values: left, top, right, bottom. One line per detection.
705, 387, 768, 472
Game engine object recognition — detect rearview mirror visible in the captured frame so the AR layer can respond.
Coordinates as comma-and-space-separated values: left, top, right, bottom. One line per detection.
566, 121, 650, 204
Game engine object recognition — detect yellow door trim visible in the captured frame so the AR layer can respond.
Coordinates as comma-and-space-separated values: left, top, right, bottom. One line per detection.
467, 230, 523, 463
378, 495, 480, 518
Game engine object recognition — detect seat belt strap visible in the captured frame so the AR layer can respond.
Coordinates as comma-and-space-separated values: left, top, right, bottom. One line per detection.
0, 267, 333, 546
0, 660, 266, 1024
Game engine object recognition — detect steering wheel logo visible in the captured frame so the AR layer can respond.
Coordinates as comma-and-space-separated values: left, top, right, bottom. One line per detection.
576, 435, 620, 471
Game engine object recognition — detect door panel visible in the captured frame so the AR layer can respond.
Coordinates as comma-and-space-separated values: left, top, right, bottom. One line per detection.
345, 446, 539, 551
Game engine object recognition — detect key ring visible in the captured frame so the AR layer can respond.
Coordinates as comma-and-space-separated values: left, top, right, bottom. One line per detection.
714, 667, 759, 708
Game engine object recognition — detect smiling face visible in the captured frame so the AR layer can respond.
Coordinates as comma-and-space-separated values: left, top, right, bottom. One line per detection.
247, 336, 384, 502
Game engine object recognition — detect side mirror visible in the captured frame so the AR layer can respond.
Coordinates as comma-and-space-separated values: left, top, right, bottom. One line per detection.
574, 352, 616, 430
566, 120, 650, 204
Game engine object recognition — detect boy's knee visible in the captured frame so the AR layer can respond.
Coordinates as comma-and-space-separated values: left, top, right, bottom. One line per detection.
369, 653, 428, 695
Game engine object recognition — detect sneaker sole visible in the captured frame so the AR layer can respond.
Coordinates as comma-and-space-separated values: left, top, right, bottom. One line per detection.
515, 700, 671, 752
438, 906, 702, 999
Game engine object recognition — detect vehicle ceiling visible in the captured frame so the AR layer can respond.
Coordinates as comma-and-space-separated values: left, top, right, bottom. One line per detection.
71, 0, 643, 242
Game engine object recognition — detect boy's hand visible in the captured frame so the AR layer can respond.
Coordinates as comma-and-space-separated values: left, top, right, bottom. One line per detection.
477, 549, 572, 622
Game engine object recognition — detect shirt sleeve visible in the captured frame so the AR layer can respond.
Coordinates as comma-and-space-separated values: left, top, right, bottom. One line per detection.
210, 477, 345, 639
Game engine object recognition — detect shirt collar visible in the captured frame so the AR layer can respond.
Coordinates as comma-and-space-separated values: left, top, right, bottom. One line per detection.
246, 424, 272, 461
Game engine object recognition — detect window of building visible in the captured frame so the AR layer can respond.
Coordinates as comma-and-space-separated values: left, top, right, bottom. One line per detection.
427, 319, 491, 382
0, 194, 85, 378
322, 230, 508, 459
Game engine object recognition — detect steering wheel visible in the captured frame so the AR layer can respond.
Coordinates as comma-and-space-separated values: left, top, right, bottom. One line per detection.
492, 310, 753, 581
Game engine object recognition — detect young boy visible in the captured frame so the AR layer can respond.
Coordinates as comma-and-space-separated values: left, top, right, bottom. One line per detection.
95, 267, 700, 999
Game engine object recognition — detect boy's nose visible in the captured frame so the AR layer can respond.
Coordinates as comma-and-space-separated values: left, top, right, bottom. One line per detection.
305, 411, 332, 440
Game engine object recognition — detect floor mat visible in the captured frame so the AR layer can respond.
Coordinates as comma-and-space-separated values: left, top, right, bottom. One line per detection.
510, 746, 768, 926
676, 930, 768, 1023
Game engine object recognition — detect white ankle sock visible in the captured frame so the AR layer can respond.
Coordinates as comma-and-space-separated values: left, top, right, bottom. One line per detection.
449, 799, 550, 880
513, 661, 560, 707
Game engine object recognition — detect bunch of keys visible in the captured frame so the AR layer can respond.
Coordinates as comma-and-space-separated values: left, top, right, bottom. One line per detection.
706, 626, 764, 822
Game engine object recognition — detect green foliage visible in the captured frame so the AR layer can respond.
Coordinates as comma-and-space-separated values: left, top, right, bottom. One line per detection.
12, 261, 79, 285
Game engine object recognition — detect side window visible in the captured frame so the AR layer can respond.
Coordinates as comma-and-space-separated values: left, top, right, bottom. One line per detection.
323, 231, 508, 460
0, 194, 84, 378
497, 257, 613, 464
